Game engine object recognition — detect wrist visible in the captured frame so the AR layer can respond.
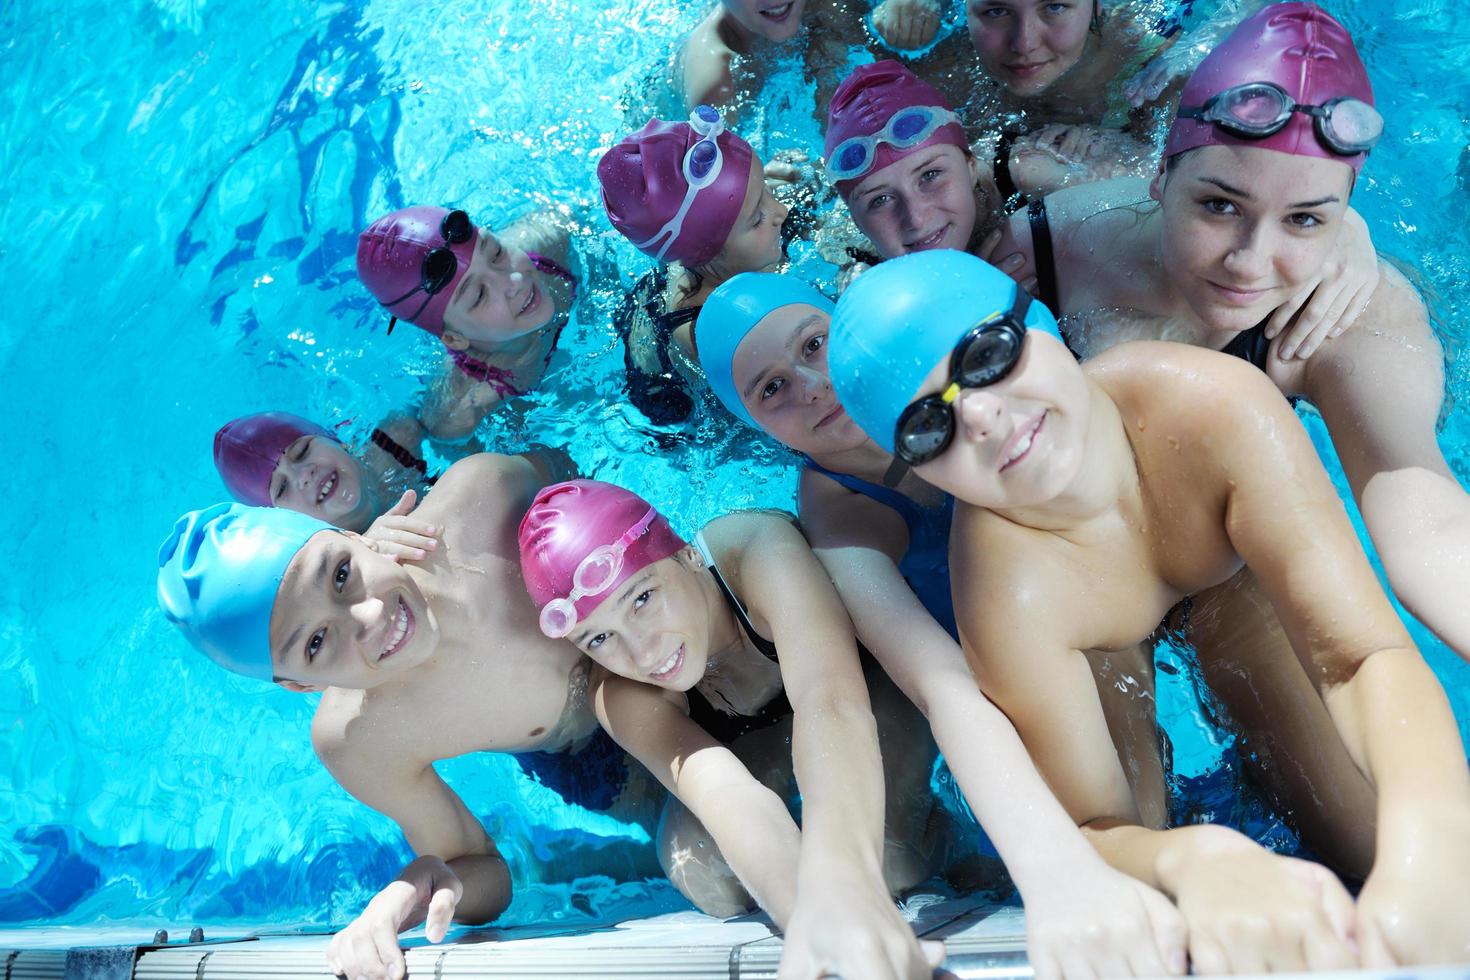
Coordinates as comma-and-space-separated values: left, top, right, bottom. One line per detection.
1153, 824, 1255, 897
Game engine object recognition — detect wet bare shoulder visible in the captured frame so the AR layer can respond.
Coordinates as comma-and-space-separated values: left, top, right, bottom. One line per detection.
679, 9, 737, 110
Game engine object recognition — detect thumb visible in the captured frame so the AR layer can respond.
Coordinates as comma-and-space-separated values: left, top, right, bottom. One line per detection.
424, 886, 460, 943
921, 938, 946, 968
387, 489, 418, 516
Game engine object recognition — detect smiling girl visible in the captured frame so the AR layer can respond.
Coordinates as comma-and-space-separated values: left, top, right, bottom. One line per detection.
357, 205, 579, 441
518, 479, 947, 979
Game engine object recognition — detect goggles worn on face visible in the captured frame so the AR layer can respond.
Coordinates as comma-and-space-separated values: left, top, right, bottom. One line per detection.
893, 286, 1032, 467
1178, 82, 1383, 156
825, 105, 962, 182
385, 208, 474, 334
634, 105, 726, 263
539, 507, 659, 639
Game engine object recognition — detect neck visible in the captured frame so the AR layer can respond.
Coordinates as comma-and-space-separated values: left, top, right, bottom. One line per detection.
989, 380, 1136, 533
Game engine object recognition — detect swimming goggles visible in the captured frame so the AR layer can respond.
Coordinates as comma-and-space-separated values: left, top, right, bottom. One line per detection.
892, 286, 1032, 467
634, 105, 726, 263
826, 105, 961, 182
1178, 82, 1383, 156
384, 208, 474, 333
539, 507, 659, 639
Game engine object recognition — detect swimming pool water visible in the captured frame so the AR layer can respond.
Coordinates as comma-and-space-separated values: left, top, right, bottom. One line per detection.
2, 0, 1467, 930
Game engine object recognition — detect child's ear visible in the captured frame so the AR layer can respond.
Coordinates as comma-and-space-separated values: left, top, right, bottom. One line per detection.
277, 679, 323, 694
441, 330, 471, 352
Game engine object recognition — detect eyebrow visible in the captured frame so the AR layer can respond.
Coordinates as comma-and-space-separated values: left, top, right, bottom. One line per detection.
572, 571, 656, 646
1199, 176, 1340, 210
741, 314, 824, 399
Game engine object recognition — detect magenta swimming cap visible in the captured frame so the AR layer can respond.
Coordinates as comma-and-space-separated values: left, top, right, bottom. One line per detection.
357, 206, 479, 337
518, 480, 687, 635
214, 412, 336, 507
598, 112, 755, 269
825, 61, 968, 198
1164, 3, 1375, 173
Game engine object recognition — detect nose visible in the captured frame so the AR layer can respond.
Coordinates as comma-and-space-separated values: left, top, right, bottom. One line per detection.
955, 389, 1010, 445
291, 460, 315, 491
350, 595, 385, 633
773, 196, 791, 226
1221, 223, 1271, 280
1011, 14, 1040, 53
897, 194, 932, 236
796, 365, 831, 402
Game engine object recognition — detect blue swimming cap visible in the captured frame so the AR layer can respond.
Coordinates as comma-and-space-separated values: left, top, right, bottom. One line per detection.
699, 272, 835, 429
829, 250, 1064, 455
156, 502, 334, 681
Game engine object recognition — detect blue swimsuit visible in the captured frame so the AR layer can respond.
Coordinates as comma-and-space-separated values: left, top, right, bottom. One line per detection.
803, 459, 957, 640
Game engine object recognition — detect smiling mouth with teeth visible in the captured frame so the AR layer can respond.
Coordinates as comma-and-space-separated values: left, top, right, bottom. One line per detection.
760, 2, 795, 20
908, 225, 949, 251
379, 597, 413, 662
316, 470, 337, 505
649, 644, 684, 682
518, 282, 539, 316
1001, 413, 1045, 472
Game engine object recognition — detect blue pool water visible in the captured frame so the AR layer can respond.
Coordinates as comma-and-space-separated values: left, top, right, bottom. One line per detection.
2, 0, 1468, 931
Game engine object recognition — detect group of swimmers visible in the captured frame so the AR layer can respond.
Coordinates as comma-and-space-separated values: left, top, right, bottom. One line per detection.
156, 2, 1470, 978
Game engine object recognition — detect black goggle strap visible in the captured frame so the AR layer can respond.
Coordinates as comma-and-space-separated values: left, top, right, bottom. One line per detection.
882, 455, 910, 489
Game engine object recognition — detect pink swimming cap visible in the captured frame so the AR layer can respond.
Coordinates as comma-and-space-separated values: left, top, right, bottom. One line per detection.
1164, 2, 1374, 174
214, 412, 336, 507
825, 60, 968, 198
598, 116, 755, 268
518, 480, 688, 629
357, 206, 479, 337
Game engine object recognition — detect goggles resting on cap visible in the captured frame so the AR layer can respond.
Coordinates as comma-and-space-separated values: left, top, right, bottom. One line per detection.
633, 105, 726, 263
826, 105, 961, 182
384, 208, 474, 334
1178, 82, 1382, 156
539, 507, 659, 639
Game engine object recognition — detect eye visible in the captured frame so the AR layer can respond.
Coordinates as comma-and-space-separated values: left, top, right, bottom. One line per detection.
752, 206, 765, 228
761, 376, 787, 400
633, 589, 653, 609
920, 167, 945, 183
865, 193, 891, 212
493, 244, 504, 262
306, 628, 325, 661
291, 439, 311, 462
473, 282, 486, 309
803, 333, 827, 357
1044, 2, 1069, 14
1201, 197, 1237, 216
979, 5, 1009, 19
586, 632, 609, 651
333, 558, 351, 592
1287, 212, 1323, 229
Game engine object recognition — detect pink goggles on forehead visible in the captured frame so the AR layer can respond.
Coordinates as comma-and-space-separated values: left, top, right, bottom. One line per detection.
538, 507, 658, 638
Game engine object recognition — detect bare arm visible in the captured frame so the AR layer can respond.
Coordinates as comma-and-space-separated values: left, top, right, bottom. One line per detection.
799, 473, 1187, 977
592, 671, 802, 923
716, 512, 936, 979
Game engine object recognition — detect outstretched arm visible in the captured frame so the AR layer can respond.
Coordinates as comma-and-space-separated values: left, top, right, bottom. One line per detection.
800, 476, 1187, 978
593, 671, 803, 923
719, 514, 939, 980
1194, 347, 1470, 966
315, 719, 509, 980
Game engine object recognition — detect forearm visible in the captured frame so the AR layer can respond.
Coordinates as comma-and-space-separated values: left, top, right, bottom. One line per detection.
790, 691, 888, 884
444, 852, 511, 924
695, 781, 803, 926
1324, 647, 1470, 842
925, 685, 1103, 889
1084, 821, 1260, 897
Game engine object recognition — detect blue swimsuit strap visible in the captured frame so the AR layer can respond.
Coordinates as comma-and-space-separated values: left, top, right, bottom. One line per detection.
802, 457, 924, 535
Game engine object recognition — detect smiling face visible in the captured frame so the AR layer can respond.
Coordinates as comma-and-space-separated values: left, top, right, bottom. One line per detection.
722, 0, 807, 42
569, 551, 714, 692
268, 531, 440, 691
846, 144, 980, 259
967, 0, 1093, 96
441, 226, 557, 347
730, 303, 869, 456
270, 436, 375, 530
705, 155, 790, 276
1153, 146, 1353, 334
909, 330, 1089, 509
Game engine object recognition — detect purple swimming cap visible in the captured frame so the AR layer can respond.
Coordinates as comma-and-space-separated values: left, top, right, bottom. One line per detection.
357, 206, 479, 336
214, 412, 336, 507
825, 61, 968, 198
518, 480, 687, 635
1164, 3, 1375, 174
598, 112, 755, 268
